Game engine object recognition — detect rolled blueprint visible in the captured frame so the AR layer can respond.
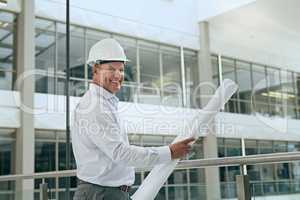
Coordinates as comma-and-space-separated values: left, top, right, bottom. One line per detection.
131, 79, 238, 200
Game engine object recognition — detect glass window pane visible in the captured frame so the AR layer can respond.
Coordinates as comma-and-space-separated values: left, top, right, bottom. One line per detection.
227, 166, 240, 181
291, 162, 300, 181
219, 167, 226, 182
161, 46, 182, 106
128, 134, 141, 146
0, 70, 13, 90
0, 11, 15, 91
222, 58, 238, 112
0, 12, 14, 22
0, 12, 15, 71
57, 23, 66, 74
69, 79, 86, 97
139, 42, 161, 105
281, 71, 297, 118
133, 172, 142, 185
225, 139, 241, 157
70, 27, 85, 79
57, 24, 84, 78
295, 73, 300, 118
168, 186, 188, 200
190, 185, 206, 200
288, 142, 300, 152
276, 163, 290, 179
0, 137, 13, 175
221, 181, 237, 198
184, 50, 199, 108
168, 169, 187, 184
218, 138, 225, 157
236, 61, 251, 99
252, 64, 268, 105
258, 140, 273, 154
35, 19, 55, 72
247, 165, 261, 180
245, 140, 257, 155
239, 100, 252, 114
141, 135, 164, 146
267, 67, 282, 105
189, 168, 205, 183
57, 77, 65, 95
35, 73, 55, 94
140, 42, 160, 86
222, 58, 236, 81
294, 73, 300, 99
281, 71, 296, 105
58, 143, 76, 170
253, 102, 269, 116
35, 142, 55, 172
116, 83, 137, 102
261, 164, 275, 180
261, 164, 276, 194
211, 55, 219, 87
56, 77, 86, 97
273, 141, 287, 153
58, 176, 77, 188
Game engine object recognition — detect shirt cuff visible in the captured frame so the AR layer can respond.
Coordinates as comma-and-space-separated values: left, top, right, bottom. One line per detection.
156, 146, 172, 163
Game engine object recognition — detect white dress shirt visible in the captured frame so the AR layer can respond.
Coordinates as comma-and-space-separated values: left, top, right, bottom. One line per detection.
71, 83, 171, 187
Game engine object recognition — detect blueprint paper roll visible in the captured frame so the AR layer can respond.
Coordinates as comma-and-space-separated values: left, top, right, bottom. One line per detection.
131, 79, 238, 200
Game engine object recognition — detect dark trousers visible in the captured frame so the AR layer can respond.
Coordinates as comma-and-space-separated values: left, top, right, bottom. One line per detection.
73, 183, 132, 200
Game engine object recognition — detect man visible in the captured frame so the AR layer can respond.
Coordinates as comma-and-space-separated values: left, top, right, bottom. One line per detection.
72, 38, 194, 200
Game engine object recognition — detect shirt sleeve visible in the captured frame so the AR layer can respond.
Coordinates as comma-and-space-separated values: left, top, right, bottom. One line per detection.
83, 108, 172, 168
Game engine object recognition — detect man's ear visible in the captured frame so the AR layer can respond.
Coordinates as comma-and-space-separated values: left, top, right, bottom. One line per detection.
92, 64, 98, 74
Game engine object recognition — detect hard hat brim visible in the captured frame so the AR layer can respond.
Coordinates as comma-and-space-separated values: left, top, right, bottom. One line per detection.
87, 59, 130, 66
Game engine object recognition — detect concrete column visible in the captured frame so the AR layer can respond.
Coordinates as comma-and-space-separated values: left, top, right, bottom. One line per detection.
15, 0, 35, 199
198, 21, 221, 200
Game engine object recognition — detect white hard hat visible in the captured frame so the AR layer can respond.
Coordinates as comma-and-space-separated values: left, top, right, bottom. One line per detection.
87, 38, 129, 66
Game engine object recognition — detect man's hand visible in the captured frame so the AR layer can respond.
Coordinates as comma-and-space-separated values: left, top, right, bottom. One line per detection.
169, 137, 195, 159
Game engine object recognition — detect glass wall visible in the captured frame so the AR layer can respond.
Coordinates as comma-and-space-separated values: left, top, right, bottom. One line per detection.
236, 60, 252, 114
218, 138, 300, 198
161, 46, 182, 107
213, 55, 300, 119
34, 17, 300, 117
281, 70, 298, 118
245, 139, 300, 197
35, 18, 56, 94
185, 50, 199, 108
0, 11, 16, 91
221, 58, 239, 113
34, 17, 190, 107
35, 130, 77, 199
0, 129, 15, 200
218, 138, 242, 198
252, 64, 269, 115
35, 19, 87, 97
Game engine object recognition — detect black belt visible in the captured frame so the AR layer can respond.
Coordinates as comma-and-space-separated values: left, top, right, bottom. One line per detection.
77, 179, 131, 193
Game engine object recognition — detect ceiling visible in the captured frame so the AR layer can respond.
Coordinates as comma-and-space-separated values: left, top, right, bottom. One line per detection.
208, 0, 300, 72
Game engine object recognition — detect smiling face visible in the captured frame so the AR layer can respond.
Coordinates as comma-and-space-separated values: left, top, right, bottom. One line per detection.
92, 62, 125, 94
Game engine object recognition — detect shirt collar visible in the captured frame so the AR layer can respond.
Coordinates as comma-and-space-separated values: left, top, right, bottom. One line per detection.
89, 83, 119, 103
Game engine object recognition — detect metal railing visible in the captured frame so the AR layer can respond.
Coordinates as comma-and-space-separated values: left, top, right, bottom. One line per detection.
1, 151, 300, 199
